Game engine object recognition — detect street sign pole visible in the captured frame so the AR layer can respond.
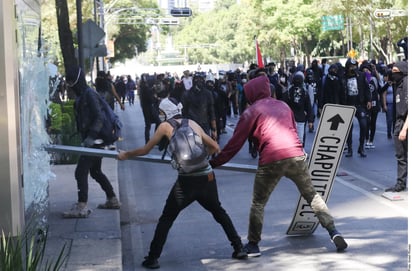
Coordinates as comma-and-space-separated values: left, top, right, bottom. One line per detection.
286, 104, 356, 235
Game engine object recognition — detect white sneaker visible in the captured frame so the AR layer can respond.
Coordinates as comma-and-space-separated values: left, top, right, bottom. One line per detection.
63, 202, 91, 218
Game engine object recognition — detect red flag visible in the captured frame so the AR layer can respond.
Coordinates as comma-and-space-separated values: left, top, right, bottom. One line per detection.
255, 38, 264, 68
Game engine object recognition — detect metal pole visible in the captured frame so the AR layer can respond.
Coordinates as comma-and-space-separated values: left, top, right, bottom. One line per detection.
349, 15, 353, 50
44, 144, 258, 173
346, 14, 350, 52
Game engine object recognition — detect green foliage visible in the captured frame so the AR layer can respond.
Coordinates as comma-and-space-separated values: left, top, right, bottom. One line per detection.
172, 0, 407, 64
48, 101, 80, 164
42, 0, 408, 69
0, 223, 67, 271
174, 2, 258, 64
48, 104, 62, 134
112, 24, 148, 63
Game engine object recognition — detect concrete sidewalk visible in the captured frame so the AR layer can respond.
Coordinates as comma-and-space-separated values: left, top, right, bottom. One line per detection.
45, 158, 122, 271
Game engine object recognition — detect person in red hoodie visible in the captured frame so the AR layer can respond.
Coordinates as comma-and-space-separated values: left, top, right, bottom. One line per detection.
209, 74, 348, 257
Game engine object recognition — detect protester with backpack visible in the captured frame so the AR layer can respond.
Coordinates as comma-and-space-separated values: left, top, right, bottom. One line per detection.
63, 66, 121, 218
117, 97, 247, 269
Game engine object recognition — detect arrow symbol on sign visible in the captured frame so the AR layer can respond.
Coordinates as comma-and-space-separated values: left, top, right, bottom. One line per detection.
327, 114, 344, 130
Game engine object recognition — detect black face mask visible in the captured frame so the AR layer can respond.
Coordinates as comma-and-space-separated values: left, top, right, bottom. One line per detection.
329, 69, 338, 76
206, 83, 214, 90
390, 72, 404, 84
193, 79, 204, 91
347, 67, 357, 77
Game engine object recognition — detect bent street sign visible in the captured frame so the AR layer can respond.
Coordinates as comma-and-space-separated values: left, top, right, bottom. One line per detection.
286, 104, 356, 235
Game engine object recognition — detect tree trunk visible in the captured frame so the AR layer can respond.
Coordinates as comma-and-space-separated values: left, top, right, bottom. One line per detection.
55, 0, 76, 72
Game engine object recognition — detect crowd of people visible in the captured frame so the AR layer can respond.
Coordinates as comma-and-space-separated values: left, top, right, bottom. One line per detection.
92, 53, 407, 195
61, 45, 407, 268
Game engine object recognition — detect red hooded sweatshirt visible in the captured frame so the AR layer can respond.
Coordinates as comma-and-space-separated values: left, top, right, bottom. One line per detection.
209, 75, 304, 167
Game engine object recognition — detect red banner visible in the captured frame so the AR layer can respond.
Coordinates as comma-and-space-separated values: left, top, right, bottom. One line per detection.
255, 38, 264, 68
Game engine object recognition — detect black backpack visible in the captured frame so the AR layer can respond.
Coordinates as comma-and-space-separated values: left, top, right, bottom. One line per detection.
88, 88, 122, 145
166, 118, 209, 173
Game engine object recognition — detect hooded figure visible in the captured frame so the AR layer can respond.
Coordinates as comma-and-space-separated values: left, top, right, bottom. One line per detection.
66, 66, 88, 96
158, 97, 183, 120
392, 61, 408, 122
211, 75, 302, 166
342, 58, 370, 157
385, 60, 408, 192
345, 58, 359, 78
209, 75, 348, 256
62, 66, 121, 218
287, 71, 314, 146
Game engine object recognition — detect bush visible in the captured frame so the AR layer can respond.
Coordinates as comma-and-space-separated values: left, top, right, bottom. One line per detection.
48, 101, 81, 164
0, 223, 67, 271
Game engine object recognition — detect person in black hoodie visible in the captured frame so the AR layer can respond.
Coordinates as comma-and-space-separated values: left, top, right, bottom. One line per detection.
63, 66, 121, 218
139, 73, 161, 143
181, 72, 217, 139
319, 63, 344, 108
342, 58, 371, 157
385, 61, 408, 192
359, 61, 381, 149
286, 71, 314, 147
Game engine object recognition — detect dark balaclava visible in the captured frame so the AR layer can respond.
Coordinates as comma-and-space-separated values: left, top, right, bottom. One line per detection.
66, 66, 88, 96
345, 58, 358, 78
192, 74, 205, 92
205, 80, 215, 91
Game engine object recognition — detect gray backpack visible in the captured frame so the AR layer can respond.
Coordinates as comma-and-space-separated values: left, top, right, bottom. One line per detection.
167, 118, 209, 173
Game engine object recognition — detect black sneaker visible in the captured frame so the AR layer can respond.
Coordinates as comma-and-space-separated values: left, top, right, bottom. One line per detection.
244, 242, 261, 257
385, 184, 406, 192
330, 231, 348, 252
142, 256, 160, 269
232, 246, 248, 259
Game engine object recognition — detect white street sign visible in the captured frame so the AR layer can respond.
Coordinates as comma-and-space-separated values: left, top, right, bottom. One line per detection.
286, 104, 356, 235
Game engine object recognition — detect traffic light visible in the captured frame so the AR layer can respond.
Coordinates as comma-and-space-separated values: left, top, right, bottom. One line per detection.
170, 7, 192, 17
373, 9, 391, 19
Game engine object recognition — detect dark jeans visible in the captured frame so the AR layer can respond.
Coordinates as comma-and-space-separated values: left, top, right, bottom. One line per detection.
148, 172, 242, 259
346, 106, 368, 149
394, 120, 408, 188
366, 108, 379, 142
385, 103, 394, 136
75, 155, 116, 203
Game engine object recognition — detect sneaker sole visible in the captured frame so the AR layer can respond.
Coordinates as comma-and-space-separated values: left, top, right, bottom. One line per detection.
62, 210, 91, 218
232, 252, 248, 259
332, 235, 348, 252
97, 204, 121, 209
142, 263, 160, 269
247, 252, 261, 257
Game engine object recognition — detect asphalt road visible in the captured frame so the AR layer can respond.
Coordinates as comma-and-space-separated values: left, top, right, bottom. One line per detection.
116, 99, 408, 271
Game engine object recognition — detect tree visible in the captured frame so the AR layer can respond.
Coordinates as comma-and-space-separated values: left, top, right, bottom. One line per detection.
55, 0, 76, 71
111, 24, 148, 63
